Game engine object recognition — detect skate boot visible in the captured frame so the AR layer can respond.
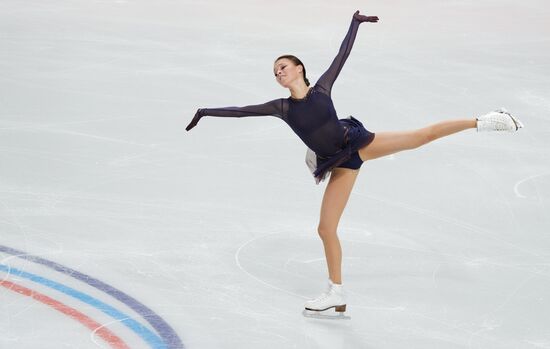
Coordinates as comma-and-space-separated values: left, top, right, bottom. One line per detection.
304, 279, 346, 313
476, 108, 524, 132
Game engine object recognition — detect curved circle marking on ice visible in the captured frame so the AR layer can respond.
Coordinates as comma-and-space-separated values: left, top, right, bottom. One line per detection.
235, 231, 309, 300
513, 172, 550, 199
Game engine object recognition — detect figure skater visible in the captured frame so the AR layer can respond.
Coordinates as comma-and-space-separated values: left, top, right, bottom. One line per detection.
185, 10, 523, 315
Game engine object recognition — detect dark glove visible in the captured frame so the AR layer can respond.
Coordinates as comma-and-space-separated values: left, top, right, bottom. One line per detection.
353, 10, 379, 23
186, 109, 204, 131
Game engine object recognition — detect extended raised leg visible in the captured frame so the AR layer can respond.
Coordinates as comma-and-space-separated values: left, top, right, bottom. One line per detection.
358, 119, 477, 161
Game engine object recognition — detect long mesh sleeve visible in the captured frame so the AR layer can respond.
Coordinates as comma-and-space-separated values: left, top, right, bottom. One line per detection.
201, 98, 285, 119
316, 16, 362, 96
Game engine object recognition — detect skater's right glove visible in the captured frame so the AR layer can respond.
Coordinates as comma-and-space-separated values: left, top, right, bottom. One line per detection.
186, 108, 204, 131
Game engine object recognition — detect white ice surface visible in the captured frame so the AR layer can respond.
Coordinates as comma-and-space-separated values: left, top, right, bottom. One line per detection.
1, 0, 550, 348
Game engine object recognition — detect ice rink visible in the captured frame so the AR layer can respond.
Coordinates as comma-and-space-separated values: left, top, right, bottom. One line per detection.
1, 0, 549, 348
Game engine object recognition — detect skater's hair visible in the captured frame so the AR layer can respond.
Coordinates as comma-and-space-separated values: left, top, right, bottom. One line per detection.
275, 55, 310, 87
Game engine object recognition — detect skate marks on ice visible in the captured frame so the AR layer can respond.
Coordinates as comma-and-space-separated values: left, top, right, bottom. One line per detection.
302, 309, 351, 320
236, 230, 395, 322
236, 230, 352, 320
234, 230, 310, 300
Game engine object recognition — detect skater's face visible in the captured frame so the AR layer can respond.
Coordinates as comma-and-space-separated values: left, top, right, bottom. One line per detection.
273, 58, 304, 88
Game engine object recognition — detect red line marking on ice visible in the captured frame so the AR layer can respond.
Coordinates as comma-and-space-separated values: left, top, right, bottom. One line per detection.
0, 280, 130, 349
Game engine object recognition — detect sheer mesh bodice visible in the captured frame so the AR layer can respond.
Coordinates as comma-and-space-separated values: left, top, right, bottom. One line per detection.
197, 16, 363, 158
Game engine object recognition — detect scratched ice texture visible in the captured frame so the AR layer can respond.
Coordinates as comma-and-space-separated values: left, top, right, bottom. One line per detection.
1, 0, 549, 348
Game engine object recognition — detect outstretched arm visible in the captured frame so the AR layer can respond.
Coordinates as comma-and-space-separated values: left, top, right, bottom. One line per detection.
316, 10, 379, 96
185, 98, 284, 131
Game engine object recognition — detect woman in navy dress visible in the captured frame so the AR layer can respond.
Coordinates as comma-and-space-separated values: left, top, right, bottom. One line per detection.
185, 10, 523, 314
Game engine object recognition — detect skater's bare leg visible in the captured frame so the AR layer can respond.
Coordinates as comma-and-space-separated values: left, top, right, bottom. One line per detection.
359, 119, 477, 161
318, 167, 359, 284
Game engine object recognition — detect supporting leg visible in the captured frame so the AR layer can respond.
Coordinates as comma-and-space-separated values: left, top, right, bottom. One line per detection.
317, 167, 360, 284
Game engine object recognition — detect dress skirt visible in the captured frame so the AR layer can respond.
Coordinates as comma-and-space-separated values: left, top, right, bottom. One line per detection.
305, 116, 375, 185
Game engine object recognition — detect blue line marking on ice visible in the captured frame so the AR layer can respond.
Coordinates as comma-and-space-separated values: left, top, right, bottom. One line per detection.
0, 264, 166, 349
0, 245, 183, 349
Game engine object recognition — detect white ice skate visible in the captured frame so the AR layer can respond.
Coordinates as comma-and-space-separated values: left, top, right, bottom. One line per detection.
476, 108, 524, 132
303, 279, 349, 319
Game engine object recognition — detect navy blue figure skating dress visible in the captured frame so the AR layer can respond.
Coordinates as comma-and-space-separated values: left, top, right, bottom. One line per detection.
193, 16, 375, 184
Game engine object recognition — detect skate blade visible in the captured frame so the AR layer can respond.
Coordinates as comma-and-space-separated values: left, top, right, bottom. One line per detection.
510, 115, 524, 130
302, 309, 351, 320
498, 108, 524, 130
